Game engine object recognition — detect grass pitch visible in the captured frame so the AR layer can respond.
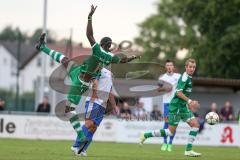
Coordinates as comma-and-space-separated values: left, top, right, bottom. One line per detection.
0, 138, 239, 160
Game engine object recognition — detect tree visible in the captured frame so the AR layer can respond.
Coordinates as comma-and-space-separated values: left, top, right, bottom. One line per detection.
0, 26, 28, 42
29, 28, 57, 44
135, 0, 240, 78
175, 0, 240, 78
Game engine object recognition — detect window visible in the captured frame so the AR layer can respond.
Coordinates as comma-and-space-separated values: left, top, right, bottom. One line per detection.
11, 59, 17, 69
37, 58, 41, 67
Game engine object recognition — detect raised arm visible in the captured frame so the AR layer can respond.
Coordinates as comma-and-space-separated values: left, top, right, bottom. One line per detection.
108, 90, 117, 108
87, 5, 97, 46
119, 55, 141, 63
158, 85, 172, 92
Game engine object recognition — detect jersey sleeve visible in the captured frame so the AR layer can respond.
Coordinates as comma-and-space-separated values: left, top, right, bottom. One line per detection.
158, 74, 165, 87
176, 74, 188, 92
158, 74, 165, 81
111, 55, 121, 63
92, 43, 101, 56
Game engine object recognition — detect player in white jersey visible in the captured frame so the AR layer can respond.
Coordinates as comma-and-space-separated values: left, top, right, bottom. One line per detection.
158, 60, 180, 151
71, 67, 116, 156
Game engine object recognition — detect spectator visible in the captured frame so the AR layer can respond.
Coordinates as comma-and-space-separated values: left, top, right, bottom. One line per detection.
220, 101, 234, 122
132, 101, 148, 120
205, 102, 219, 115
120, 102, 132, 120
0, 99, 5, 111
37, 96, 51, 113
210, 102, 219, 114
150, 105, 162, 121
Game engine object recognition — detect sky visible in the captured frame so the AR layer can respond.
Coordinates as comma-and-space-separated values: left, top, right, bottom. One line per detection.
0, 0, 157, 47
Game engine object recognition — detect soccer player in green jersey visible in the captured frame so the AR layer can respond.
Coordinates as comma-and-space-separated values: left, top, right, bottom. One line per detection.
140, 59, 201, 157
35, 5, 140, 152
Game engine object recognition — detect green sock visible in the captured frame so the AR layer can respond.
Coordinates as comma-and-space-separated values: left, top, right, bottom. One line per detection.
144, 132, 154, 138
69, 114, 85, 139
144, 129, 167, 138
186, 127, 199, 151
40, 45, 66, 63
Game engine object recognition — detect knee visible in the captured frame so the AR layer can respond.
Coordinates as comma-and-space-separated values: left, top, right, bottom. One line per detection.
195, 123, 200, 129
85, 120, 97, 133
164, 117, 169, 122
191, 120, 200, 129
90, 125, 97, 133
164, 128, 175, 136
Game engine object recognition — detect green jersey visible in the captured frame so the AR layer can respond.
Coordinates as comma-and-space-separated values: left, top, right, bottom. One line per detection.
170, 72, 192, 107
80, 43, 120, 77
67, 43, 120, 105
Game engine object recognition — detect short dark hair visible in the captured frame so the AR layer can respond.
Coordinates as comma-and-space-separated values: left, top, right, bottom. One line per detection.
100, 37, 112, 46
165, 59, 174, 64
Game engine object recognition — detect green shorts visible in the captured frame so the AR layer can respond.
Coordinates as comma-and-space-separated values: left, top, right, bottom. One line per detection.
168, 104, 195, 126
67, 65, 91, 105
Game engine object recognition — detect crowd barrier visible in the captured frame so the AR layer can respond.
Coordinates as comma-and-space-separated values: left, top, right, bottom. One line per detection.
0, 114, 239, 147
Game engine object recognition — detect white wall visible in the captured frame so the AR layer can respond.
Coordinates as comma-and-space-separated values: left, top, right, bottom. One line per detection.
0, 45, 17, 91
19, 53, 60, 94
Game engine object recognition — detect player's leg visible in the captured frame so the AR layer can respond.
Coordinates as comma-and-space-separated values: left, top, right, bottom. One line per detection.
70, 101, 94, 156
71, 121, 95, 157
140, 105, 179, 145
67, 83, 90, 150
167, 128, 176, 151
35, 33, 67, 64
75, 101, 105, 155
80, 102, 105, 153
161, 103, 169, 151
167, 104, 177, 151
65, 101, 85, 141
183, 109, 201, 157
140, 125, 177, 144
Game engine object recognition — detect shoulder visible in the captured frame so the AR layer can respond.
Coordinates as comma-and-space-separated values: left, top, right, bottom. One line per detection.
181, 72, 189, 82
92, 43, 100, 50
174, 73, 181, 79
107, 52, 114, 57
92, 43, 99, 48
158, 73, 166, 80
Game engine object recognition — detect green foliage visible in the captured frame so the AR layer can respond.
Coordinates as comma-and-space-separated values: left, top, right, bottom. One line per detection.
0, 26, 28, 42
135, 0, 240, 78
29, 28, 57, 44
0, 88, 35, 111
0, 26, 57, 44
0, 88, 15, 110
19, 92, 35, 112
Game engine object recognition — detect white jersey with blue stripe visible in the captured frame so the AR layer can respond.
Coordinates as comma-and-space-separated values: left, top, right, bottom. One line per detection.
158, 72, 181, 103
86, 68, 113, 107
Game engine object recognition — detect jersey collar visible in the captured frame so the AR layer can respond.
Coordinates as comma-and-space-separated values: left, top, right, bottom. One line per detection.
100, 47, 114, 56
166, 72, 174, 76
184, 72, 192, 78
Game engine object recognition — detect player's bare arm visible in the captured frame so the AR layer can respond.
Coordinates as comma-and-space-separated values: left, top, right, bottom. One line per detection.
177, 91, 199, 110
90, 79, 99, 102
87, 5, 97, 46
158, 86, 172, 92
119, 55, 141, 63
108, 91, 117, 108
